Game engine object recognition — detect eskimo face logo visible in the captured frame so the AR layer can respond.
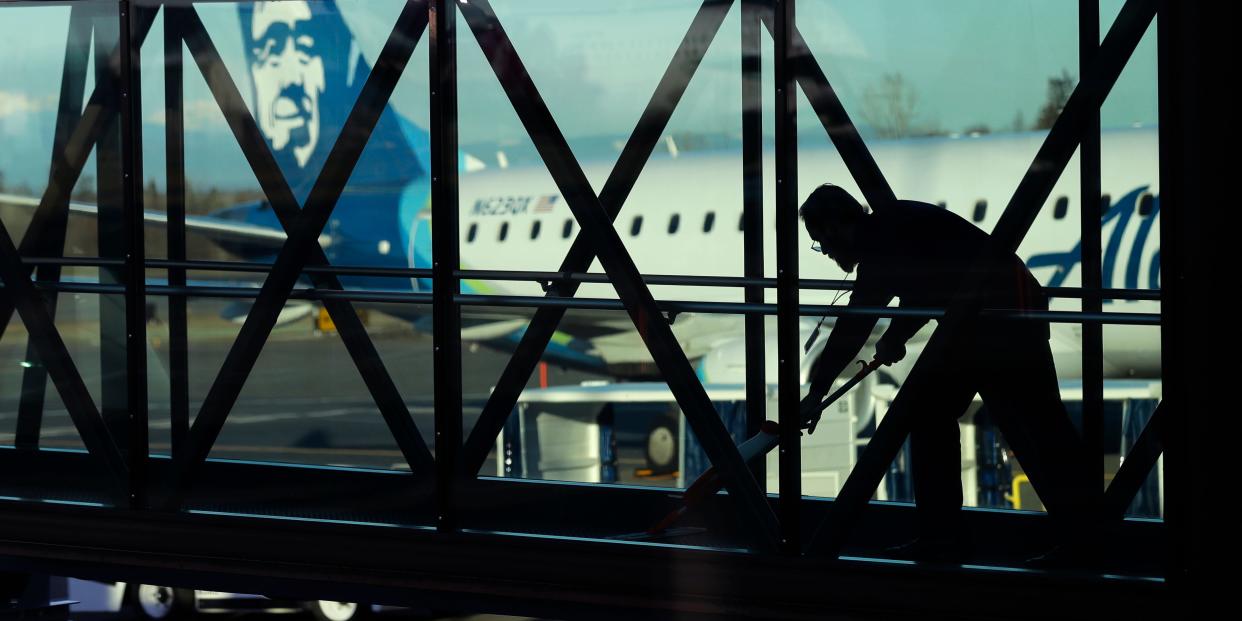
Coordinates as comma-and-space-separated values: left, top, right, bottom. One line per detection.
250, 1, 325, 168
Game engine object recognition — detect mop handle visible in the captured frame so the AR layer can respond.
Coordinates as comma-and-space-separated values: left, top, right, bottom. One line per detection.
804, 359, 882, 434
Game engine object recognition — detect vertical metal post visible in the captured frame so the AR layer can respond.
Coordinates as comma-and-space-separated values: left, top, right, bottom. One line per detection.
773, 0, 800, 553
1156, 0, 1200, 590
164, 6, 189, 467
741, 0, 766, 487
15, 7, 92, 449
431, 0, 462, 532
118, 0, 148, 509
94, 5, 130, 457
1079, 0, 1105, 499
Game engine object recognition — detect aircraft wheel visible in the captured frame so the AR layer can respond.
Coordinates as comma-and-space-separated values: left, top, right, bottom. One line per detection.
307, 600, 370, 621
127, 584, 195, 620
645, 417, 678, 474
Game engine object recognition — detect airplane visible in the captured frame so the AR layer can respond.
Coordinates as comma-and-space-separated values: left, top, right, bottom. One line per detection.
1, 0, 1161, 393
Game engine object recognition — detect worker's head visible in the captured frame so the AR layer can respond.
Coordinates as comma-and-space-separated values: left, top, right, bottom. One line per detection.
800, 184, 866, 273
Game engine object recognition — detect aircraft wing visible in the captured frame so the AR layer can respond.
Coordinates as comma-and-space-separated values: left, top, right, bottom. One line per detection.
460, 306, 633, 339
0, 192, 289, 251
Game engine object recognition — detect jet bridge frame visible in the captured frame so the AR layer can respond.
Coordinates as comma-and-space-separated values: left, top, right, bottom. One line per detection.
0, 0, 1212, 617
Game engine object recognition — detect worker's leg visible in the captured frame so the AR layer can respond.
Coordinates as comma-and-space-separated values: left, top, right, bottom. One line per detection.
976, 330, 1096, 534
907, 365, 978, 540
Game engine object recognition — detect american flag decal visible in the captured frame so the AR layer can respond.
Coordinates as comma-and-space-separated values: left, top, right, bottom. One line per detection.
534, 195, 559, 213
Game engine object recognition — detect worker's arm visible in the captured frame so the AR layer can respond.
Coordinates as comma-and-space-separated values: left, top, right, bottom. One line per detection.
804, 285, 891, 400
873, 310, 929, 364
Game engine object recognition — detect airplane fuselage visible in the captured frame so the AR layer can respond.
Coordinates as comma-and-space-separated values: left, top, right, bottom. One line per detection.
437, 127, 1161, 380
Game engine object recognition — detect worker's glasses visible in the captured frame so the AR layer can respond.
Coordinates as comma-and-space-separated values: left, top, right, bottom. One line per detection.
811, 240, 828, 255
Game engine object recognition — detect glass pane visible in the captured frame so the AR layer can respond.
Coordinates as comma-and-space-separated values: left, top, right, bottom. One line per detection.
0, 292, 119, 506
790, 1, 1161, 566
196, 299, 431, 471
459, 303, 762, 548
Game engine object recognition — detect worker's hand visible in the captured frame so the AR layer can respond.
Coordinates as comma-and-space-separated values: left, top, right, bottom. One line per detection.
799, 390, 826, 425
875, 339, 906, 366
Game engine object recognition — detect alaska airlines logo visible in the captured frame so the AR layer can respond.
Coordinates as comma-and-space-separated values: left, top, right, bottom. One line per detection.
248, 1, 325, 168
471, 195, 560, 216
1027, 186, 1161, 291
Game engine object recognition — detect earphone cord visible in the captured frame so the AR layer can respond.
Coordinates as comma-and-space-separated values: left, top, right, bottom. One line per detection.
803, 275, 853, 353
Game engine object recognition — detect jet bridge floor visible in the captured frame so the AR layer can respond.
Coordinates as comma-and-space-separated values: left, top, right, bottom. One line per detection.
0, 446, 1170, 620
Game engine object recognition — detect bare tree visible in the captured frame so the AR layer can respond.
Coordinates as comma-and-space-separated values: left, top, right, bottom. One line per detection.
1011, 110, 1026, 132
1035, 69, 1075, 130
861, 73, 919, 139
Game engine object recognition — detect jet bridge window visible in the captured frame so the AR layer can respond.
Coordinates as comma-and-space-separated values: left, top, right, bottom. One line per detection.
530, 220, 542, 240
498, 222, 509, 242
972, 200, 987, 223
562, 219, 574, 239
1053, 196, 1069, 220
668, 213, 680, 235
630, 216, 643, 237
703, 211, 715, 233
466, 223, 478, 243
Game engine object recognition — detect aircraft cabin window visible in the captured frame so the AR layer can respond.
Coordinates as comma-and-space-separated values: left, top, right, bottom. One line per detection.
498, 222, 509, 242
668, 213, 680, 235
562, 219, 574, 239
466, 223, 478, 243
631, 216, 643, 237
530, 220, 542, 240
972, 200, 987, 223
703, 211, 715, 233
1138, 193, 1156, 216
1053, 196, 1069, 220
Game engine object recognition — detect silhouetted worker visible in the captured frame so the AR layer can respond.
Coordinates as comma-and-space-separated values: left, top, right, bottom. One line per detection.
797, 184, 1094, 562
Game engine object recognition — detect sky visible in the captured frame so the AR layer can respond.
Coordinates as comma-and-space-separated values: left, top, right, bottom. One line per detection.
0, 0, 1158, 190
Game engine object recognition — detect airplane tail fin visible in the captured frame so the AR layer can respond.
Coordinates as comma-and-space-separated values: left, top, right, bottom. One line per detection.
237, 1, 427, 198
